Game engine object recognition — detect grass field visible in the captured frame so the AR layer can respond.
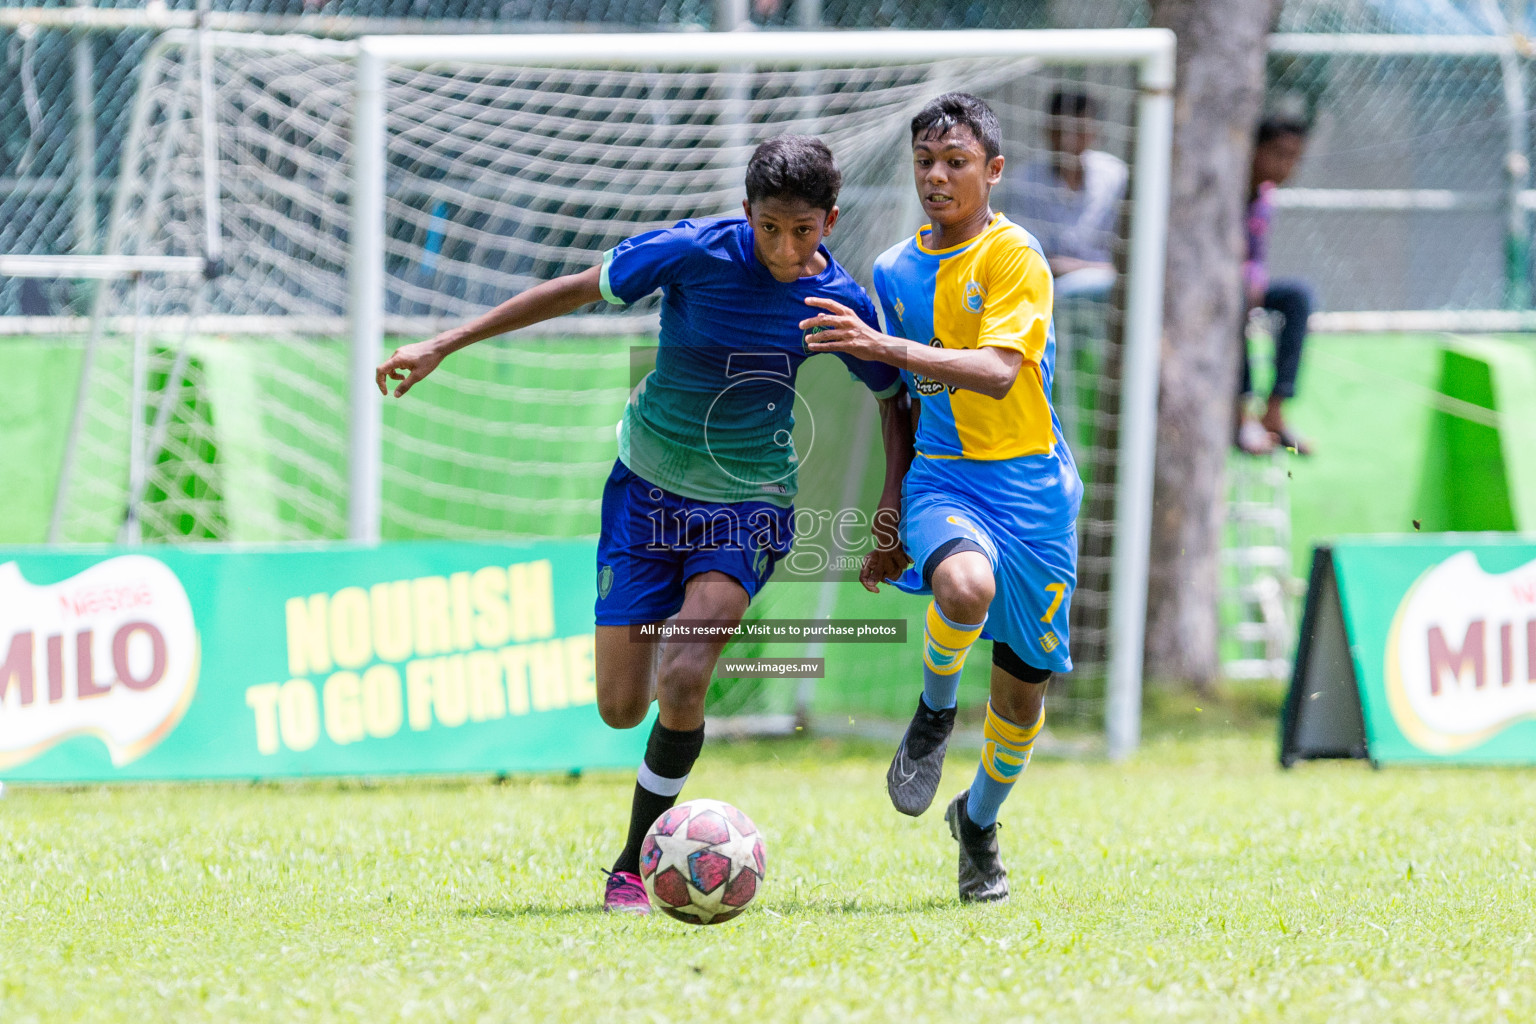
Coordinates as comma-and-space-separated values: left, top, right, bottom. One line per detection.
4, 711, 1532, 1023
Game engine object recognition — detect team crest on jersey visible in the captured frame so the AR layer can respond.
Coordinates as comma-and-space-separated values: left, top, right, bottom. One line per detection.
913, 338, 959, 397
597, 564, 614, 600
963, 279, 986, 313
893, 297, 906, 322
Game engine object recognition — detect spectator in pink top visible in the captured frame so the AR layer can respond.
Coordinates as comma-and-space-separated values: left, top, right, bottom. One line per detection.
1237, 115, 1314, 456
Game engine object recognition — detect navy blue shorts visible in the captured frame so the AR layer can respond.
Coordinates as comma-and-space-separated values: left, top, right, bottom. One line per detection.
594, 460, 794, 626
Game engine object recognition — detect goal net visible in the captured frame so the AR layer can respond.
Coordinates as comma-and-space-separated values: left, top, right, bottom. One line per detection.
50, 28, 1170, 751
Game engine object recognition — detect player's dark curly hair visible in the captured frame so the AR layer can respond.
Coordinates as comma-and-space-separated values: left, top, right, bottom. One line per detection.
1256, 114, 1310, 147
911, 92, 1002, 161
745, 135, 842, 212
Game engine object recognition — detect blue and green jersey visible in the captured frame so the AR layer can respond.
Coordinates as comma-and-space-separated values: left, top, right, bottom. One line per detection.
601, 216, 902, 507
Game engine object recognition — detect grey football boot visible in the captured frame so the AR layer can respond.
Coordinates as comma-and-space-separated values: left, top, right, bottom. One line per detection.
944, 789, 1009, 903
885, 695, 957, 816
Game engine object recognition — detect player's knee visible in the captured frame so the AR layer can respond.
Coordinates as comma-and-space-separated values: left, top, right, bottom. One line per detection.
597, 697, 650, 730
933, 559, 995, 622
595, 684, 651, 729
656, 648, 715, 711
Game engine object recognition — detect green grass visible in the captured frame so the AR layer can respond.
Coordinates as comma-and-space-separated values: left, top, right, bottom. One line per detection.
3, 728, 1532, 1022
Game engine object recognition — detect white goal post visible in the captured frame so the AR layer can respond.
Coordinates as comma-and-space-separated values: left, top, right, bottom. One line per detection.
57, 27, 1173, 756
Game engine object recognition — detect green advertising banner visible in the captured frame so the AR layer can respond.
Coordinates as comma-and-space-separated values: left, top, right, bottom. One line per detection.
1282, 535, 1536, 766
0, 542, 649, 781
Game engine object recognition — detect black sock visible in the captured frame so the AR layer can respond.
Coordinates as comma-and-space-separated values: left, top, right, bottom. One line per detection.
612, 720, 706, 875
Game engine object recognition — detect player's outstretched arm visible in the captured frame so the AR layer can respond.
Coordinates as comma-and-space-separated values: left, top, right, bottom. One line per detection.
861, 391, 915, 593
376, 265, 603, 398
800, 296, 1023, 400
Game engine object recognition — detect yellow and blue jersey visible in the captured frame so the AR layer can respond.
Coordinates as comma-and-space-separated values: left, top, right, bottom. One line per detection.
872, 213, 1081, 537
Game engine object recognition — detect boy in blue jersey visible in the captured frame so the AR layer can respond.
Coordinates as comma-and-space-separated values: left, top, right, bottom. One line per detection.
801, 94, 1081, 903
378, 136, 905, 914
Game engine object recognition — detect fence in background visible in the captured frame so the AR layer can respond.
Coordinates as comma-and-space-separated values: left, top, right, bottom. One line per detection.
8, 1, 1536, 317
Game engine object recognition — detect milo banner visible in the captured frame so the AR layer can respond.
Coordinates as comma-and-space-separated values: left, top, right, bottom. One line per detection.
1282, 536, 1536, 766
0, 542, 647, 781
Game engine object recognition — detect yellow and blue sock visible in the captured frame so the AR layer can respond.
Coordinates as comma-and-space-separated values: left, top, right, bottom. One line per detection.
966, 702, 1044, 828
921, 600, 985, 711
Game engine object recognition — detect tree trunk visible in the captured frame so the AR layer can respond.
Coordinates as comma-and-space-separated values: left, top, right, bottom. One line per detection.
1144, 0, 1278, 691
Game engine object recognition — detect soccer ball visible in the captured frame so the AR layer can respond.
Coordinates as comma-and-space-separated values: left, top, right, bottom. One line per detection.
639, 798, 766, 924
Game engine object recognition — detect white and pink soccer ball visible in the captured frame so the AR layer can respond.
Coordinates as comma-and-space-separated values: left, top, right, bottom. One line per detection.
639, 798, 766, 924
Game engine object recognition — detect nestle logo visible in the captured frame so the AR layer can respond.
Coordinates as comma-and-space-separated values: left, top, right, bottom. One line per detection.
58, 582, 154, 618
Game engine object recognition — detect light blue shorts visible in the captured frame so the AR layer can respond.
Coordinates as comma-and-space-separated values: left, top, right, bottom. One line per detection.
893, 467, 1078, 674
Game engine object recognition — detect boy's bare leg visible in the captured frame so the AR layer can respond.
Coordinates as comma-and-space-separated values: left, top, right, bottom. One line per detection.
594, 625, 663, 729
887, 550, 994, 817
595, 570, 750, 730
931, 550, 994, 625
605, 570, 749, 902
655, 570, 750, 730
989, 665, 1048, 739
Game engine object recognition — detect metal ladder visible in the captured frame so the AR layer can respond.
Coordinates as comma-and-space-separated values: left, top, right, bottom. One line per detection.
1221, 449, 1300, 680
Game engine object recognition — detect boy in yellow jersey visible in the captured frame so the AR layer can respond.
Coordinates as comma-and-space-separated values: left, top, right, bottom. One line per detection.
800, 93, 1081, 903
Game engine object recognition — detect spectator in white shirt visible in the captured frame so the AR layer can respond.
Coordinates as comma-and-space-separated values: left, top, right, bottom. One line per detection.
1002, 89, 1128, 300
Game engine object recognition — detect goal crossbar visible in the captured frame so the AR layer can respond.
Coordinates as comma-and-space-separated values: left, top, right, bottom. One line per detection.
0, 254, 207, 280
358, 28, 1176, 69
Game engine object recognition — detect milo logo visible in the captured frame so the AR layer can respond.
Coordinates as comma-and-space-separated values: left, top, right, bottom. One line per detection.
1385, 551, 1536, 753
0, 556, 200, 768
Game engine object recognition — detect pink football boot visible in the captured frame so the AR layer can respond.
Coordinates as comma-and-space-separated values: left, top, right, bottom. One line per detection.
602, 869, 651, 915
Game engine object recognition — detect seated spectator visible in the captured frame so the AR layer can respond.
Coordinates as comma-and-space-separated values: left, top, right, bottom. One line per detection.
1237, 115, 1314, 456
1002, 88, 1128, 300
